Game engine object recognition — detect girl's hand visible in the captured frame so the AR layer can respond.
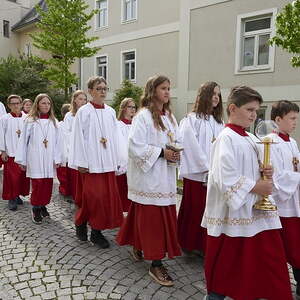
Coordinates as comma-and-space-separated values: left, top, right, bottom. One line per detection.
78, 167, 89, 173
55, 163, 61, 168
164, 149, 179, 162
1, 152, 8, 162
19, 164, 26, 171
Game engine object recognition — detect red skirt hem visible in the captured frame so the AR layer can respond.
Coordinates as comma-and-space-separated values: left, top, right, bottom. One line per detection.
116, 202, 181, 260
116, 173, 131, 212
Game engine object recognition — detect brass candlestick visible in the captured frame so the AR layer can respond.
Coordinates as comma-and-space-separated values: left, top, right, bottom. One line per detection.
253, 136, 277, 211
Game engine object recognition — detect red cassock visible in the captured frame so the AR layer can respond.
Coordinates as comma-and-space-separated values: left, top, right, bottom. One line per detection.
30, 178, 53, 206
177, 178, 207, 252
280, 217, 300, 268
57, 165, 78, 200
205, 229, 293, 300
116, 202, 181, 260
74, 172, 123, 230
116, 173, 131, 212
2, 157, 30, 200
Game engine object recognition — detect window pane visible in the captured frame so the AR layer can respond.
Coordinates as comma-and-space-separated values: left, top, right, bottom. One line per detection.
100, 0, 107, 9
125, 52, 135, 60
3, 20, 9, 38
131, 62, 135, 80
245, 18, 271, 32
132, 0, 136, 19
242, 37, 255, 67
258, 34, 270, 65
125, 63, 130, 79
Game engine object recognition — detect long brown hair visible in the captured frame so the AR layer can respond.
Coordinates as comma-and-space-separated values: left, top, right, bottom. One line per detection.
70, 90, 87, 116
117, 98, 135, 120
140, 75, 174, 130
192, 81, 223, 124
28, 93, 57, 126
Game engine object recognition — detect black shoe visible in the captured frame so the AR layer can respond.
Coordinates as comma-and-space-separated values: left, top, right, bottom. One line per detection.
8, 199, 17, 211
16, 196, 24, 205
40, 206, 50, 218
76, 223, 88, 241
32, 207, 42, 224
90, 229, 110, 248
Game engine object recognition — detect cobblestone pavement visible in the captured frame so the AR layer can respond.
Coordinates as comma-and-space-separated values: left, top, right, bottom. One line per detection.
0, 169, 297, 300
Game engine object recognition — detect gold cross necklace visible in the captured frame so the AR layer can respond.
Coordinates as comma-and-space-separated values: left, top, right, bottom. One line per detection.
37, 119, 51, 149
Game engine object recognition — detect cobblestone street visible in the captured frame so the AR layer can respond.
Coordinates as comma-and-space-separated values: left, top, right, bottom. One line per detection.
0, 170, 206, 300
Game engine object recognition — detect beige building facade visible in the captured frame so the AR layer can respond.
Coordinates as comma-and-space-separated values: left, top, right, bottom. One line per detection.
82, 0, 300, 139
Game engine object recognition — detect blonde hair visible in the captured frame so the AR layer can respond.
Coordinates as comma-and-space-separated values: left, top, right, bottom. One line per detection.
87, 76, 107, 90
22, 98, 33, 106
28, 93, 57, 126
70, 90, 87, 116
117, 98, 135, 120
7, 94, 22, 105
141, 75, 174, 130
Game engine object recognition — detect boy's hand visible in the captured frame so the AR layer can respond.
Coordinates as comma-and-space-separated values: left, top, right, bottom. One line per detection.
1, 151, 8, 162
260, 164, 273, 179
78, 167, 89, 173
251, 179, 273, 196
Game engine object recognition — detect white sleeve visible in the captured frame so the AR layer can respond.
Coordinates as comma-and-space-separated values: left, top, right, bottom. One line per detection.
128, 113, 161, 173
0, 116, 7, 152
15, 120, 32, 166
211, 135, 256, 211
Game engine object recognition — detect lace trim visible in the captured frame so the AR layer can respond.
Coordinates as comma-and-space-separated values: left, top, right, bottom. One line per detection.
224, 176, 246, 201
135, 146, 155, 168
129, 188, 176, 199
205, 211, 278, 226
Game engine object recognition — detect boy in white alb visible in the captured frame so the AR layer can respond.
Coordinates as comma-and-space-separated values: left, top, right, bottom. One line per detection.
202, 86, 292, 300
0, 95, 30, 210
68, 76, 126, 248
268, 100, 300, 299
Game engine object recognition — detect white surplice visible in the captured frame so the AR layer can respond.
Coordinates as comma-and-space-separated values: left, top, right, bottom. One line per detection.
68, 103, 126, 173
117, 120, 131, 175
201, 127, 281, 237
179, 113, 224, 182
15, 117, 63, 178
127, 108, 179, 206
0, 112, 26, 157
269, 133, 300, 217
0, 102, 6, 117
63, 111, 75, 158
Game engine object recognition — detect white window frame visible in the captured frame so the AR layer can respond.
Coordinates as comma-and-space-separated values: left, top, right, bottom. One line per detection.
120, 49, 136, 83
95, 0, 108, 30
121, 0, 138, 24
95, 54, 108, 80
235, 8, 277, 75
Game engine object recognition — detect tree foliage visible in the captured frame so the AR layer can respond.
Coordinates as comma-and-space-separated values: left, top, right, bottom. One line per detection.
31, 0, 100, 100
111, 80, 143, 114
269, 0, 300, 67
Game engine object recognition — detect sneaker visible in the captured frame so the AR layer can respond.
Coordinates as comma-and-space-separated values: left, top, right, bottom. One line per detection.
130, 248, 143, 262
76, 223, 88, 241
90, 230, 110, 248
32, 207, 42, 224
149, 265, 174, 286
40, 206, 50, 218
16, 196, 24, 205
8, 199, 17, 211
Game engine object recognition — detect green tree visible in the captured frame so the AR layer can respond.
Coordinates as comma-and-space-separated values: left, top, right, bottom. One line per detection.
111, 80, 143, 115
0, 54, 50, 103
31, 0, 100, 101
269, 0, 300, 67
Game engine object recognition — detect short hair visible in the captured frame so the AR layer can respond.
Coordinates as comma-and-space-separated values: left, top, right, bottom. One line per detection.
87, 76, 107, 90
271, 100, 299, 121
227, 85, 263, 116
61, 103, 71, 118
7, 94, 22, 105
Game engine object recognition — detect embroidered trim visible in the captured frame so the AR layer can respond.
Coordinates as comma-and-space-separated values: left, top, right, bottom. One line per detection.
205, 211, 278, 226
135, 146, 155, 168
224, 176, 247, 201
129, 188, 176, 199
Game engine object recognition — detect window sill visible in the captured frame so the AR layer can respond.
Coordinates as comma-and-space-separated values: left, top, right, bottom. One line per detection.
121, 18, 137, 25
235, 65, 274, 75
94, 26, 109, 32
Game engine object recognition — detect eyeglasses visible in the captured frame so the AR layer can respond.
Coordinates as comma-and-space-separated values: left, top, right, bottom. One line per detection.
94, 87, 109, 92
127, 105, 136, 109
10, 102, 21, 105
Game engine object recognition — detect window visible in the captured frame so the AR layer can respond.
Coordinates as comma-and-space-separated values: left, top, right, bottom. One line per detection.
96, 0, 108, 28
3, 20, 9, 38
122, 50, 136, 82
235, 8, 277, 74
96, 55, 107, 79
249, 106, 267, 134
122, 0, 137, 22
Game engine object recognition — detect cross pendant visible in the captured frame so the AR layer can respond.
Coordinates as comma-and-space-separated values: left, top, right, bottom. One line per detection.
211, 136, 216, 143
167, 131, 174, 143
43, 138, 48, 148
100, 137, 107, 149
16, 129, 21, 138
293, 157, 299, 172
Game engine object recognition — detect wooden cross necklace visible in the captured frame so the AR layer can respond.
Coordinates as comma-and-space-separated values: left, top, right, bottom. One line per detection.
93, 105, 107, 149
37, 119, 51, 149
15, 118, 23, 138
163, 114, 175, 144
286, 140, 299, 172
